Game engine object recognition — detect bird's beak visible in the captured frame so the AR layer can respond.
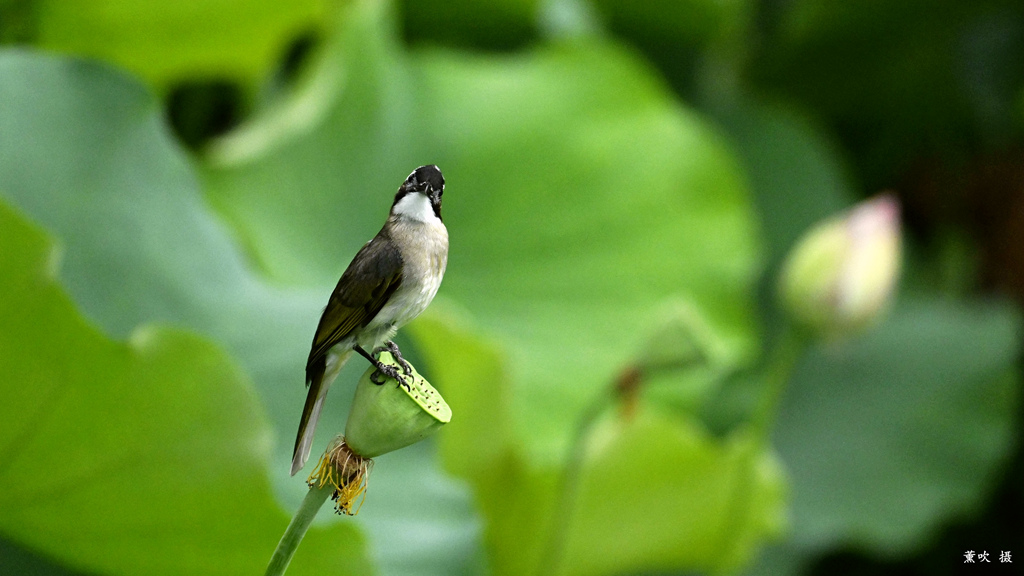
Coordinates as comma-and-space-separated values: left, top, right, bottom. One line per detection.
429, 188, 442, 205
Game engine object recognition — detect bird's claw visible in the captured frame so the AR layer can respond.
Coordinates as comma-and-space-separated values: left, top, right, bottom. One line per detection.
371, 362, 411, 390
371, 362, 401, 384
396, 358, 413, 377
374, 340, 414, 376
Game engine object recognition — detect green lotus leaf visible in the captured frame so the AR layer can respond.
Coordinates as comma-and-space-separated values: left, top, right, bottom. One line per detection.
0, 47, 475, 576
0, 200, 369, 575
34, 0, 329, 88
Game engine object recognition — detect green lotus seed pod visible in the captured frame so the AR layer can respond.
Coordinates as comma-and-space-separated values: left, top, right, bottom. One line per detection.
344, 352, 451, 458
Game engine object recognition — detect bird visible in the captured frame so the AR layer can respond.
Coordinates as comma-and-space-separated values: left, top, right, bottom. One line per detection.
291, 165, 449, 476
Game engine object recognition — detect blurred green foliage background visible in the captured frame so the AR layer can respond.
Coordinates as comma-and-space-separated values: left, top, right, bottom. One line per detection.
0, 0, 1021, 575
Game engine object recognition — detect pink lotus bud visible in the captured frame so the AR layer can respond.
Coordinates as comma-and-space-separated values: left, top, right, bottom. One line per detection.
778, 194, 902, 336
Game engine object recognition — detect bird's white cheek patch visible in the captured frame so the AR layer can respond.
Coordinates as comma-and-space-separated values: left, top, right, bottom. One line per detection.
392, 193, 436, 222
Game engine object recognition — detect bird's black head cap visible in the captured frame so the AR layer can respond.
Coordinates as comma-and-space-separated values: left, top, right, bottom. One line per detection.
395, 165, 444, 219
412, 165, 444, 192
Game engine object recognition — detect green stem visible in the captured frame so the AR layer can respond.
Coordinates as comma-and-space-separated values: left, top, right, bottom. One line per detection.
537, 355, 710, 576
536, 387, 612, 576
749, 326, 806, 444
714, 326, 807, 559
265, 482, 334, 576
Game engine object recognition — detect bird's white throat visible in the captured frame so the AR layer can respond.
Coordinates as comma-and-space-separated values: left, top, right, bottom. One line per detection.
392, 192, 437, 223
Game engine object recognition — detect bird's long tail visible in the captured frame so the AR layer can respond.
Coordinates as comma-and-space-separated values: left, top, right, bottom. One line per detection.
291, 349, 351, 476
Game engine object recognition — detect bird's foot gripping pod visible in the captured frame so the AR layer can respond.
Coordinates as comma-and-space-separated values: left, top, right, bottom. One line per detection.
265, 353, 451, 575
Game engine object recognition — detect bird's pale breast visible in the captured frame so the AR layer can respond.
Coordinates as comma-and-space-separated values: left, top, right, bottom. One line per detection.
358, 217, 448, 347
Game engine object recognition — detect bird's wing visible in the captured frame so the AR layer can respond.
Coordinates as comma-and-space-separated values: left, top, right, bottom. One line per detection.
305, 230, 404, 379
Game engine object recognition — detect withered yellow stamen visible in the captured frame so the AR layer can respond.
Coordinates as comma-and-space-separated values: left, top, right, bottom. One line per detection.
307, 437, 373, 516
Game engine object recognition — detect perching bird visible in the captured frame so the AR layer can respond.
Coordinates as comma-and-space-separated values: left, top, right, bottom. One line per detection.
291, 165, 448, 476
